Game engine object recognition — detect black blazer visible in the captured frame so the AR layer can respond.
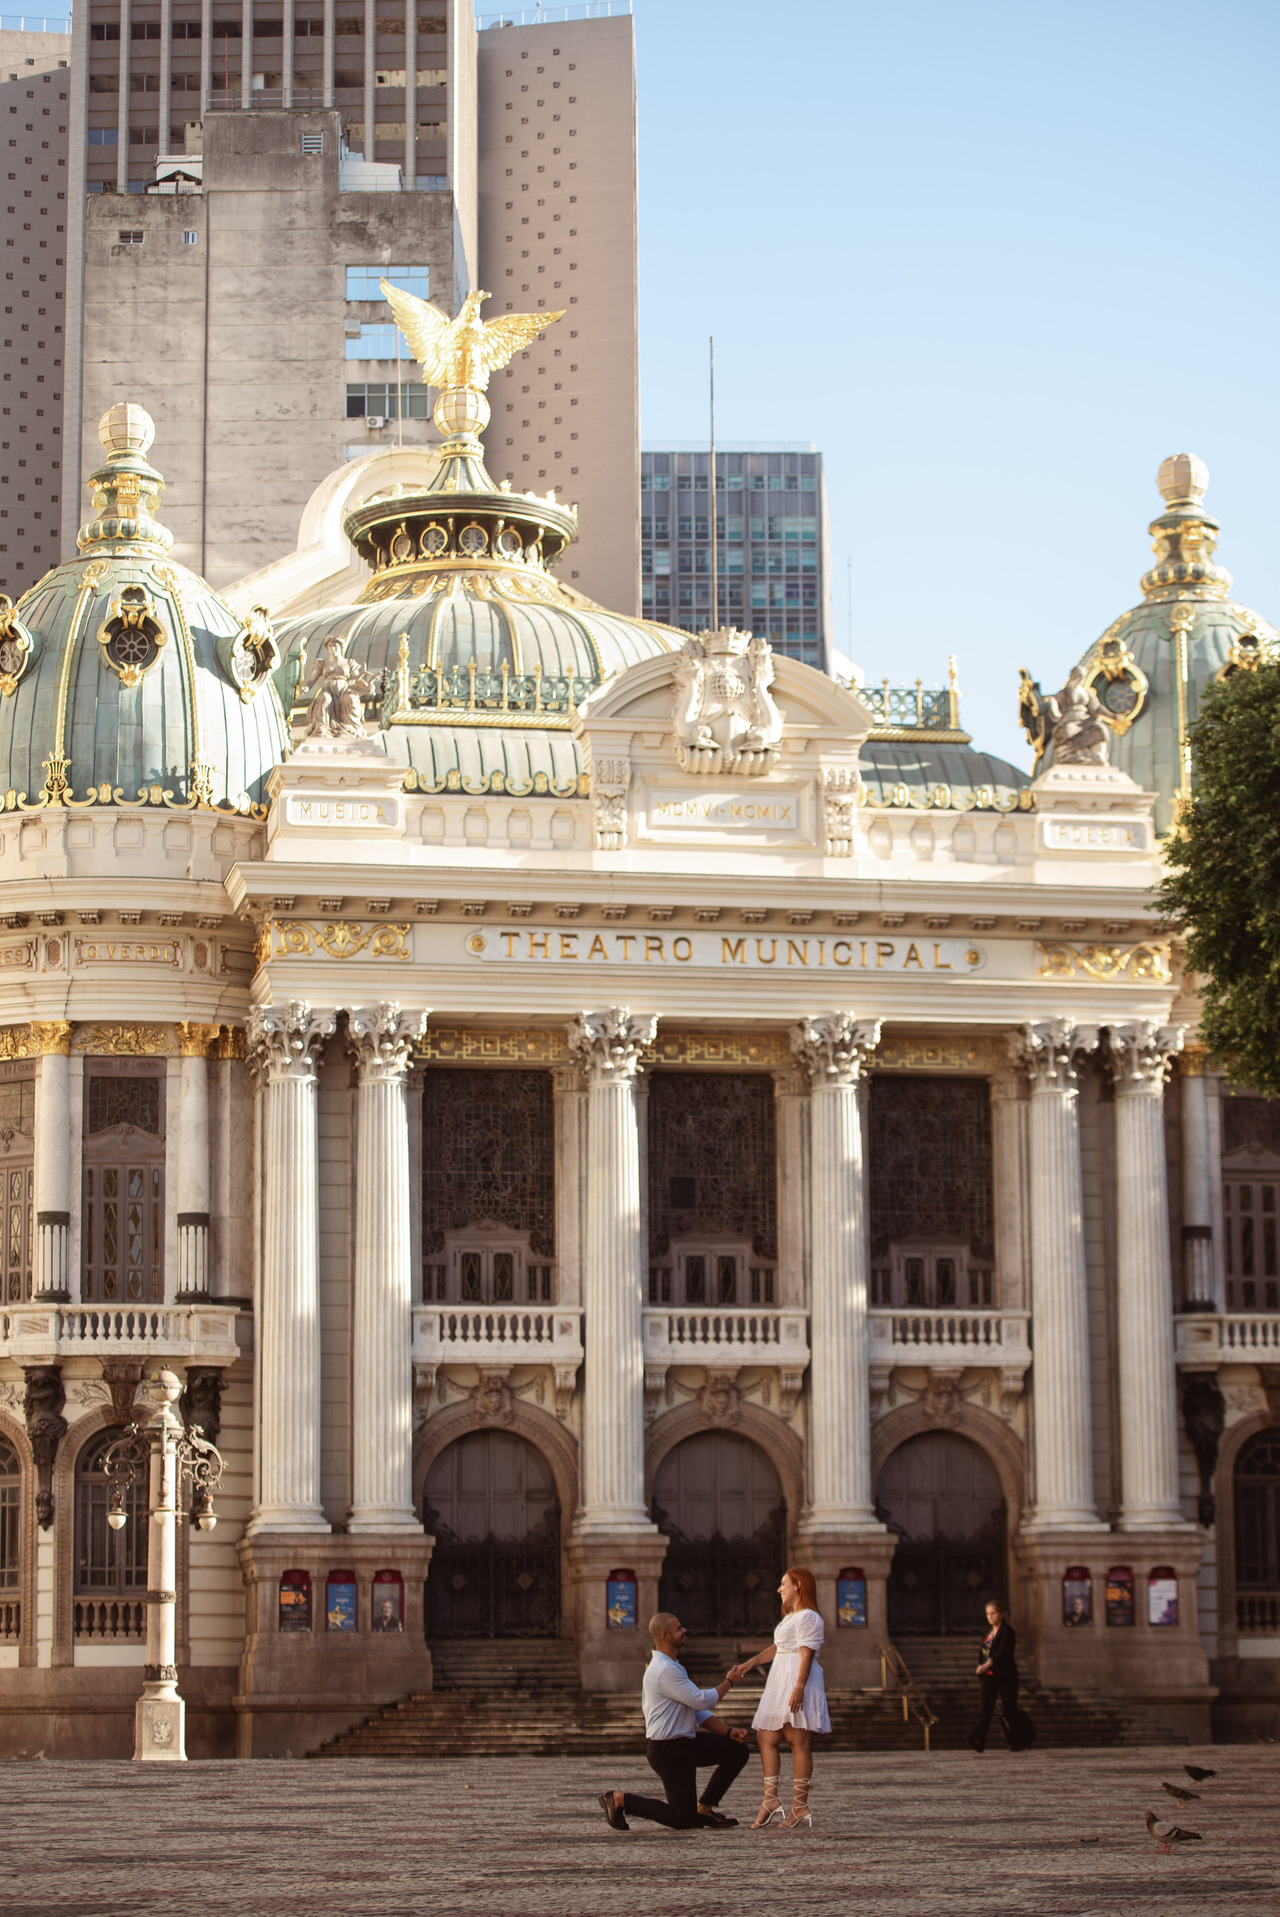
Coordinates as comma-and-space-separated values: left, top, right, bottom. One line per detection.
980, 1620, 1017, 1679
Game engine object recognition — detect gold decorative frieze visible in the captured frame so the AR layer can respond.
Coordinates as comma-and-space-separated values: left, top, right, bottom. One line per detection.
873, 1035, 1008, 1073
0, 1024, 39, 1059
646, 1031, 793, 1069
420, 1027, 571, 1064
72, 1023, 176, 1056
403, 764, 588, 795
1037, 941, 1171, 984
270, 920, 411, 962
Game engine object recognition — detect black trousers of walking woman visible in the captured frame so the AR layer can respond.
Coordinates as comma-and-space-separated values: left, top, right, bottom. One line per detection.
972, 1671, 1033, 1751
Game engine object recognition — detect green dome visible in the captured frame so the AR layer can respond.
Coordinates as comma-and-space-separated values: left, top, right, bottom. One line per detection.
0, 405, 290, 812
1027, 455, 1278, 837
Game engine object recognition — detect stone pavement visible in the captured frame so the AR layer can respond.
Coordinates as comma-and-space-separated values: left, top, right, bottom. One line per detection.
0, 1745, 1276, 1916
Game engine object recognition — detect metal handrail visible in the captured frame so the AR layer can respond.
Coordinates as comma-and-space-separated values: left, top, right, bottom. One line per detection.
874, 1639, 937, 1753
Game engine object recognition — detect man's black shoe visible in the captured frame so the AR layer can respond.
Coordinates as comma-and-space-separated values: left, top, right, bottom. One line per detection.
697, 1810, 739, 1827
597, 1791, 630, 1831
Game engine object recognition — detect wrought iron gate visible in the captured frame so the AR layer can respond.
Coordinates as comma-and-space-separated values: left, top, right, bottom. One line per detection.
424, 1509, 561, 1638
885, 1516, 1007, 1636
655, 1506, 786, 1637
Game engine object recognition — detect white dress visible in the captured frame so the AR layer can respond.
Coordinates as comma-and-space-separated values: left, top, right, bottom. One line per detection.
751, 1607, 831, 1733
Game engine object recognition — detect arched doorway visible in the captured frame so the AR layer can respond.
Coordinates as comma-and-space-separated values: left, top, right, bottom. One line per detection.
1234, 1428, 1280, 1634
652, 1431, 785, 1636
877, 1431, 1006, 1636
423, 1430, 560, 1638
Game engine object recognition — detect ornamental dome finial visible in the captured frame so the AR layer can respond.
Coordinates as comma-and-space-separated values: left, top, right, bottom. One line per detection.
1156, 452, 1209, 509
98, 402, 156, 460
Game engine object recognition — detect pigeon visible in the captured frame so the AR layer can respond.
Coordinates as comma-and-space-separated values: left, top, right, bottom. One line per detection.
1145, 1811, 1203, 1854
1185, 1765, 1216, 1783
1162, 1781, 1200, 1807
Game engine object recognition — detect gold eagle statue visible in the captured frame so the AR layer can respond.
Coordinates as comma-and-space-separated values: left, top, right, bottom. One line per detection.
380, 282, 566, 393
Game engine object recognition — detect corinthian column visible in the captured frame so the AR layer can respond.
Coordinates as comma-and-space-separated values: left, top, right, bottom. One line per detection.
567, 1008, 657, 1531
245, 1002, 336, 1535
1012, 1019, 1104, 1529
1107, 1021, 1188, 1529
791, 1013, 882, 1527
30, 1021, 72, 1300
346, 1003, 428, 1532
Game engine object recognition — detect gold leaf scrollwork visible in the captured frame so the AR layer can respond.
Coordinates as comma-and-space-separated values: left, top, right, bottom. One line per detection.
270, 920, 410, 961
72, 1023, 176, 1056
1036, 941, 1172, 984
0, 1024, 41, 1059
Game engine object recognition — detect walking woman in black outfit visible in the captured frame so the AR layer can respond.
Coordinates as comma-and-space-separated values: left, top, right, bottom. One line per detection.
969, 1599, 1034, 1752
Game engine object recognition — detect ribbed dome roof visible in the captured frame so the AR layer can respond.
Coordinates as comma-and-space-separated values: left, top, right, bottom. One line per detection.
1032, 455, 1278, 836
0, 406, 289, 812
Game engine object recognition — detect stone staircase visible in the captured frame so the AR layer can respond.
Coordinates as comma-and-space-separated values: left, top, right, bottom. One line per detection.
311, 1633, 1189, 1759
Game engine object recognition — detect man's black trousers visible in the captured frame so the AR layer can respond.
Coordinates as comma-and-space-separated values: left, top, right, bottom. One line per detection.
621, 1730, 750, 1829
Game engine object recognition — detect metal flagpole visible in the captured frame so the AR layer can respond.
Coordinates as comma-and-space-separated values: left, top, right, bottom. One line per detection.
708, 335, 717, 631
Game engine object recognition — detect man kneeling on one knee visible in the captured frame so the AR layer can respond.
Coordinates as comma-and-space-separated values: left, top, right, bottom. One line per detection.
599, 1612, 749, 1832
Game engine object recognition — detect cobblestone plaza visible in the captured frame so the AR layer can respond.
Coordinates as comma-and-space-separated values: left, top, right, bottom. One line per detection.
1, 1747, 1276, 1915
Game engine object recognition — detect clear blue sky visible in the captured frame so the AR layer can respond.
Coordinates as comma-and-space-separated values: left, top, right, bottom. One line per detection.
635, 0, 1280, 768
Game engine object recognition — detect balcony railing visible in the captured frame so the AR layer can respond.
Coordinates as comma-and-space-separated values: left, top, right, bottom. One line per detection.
412, 1305, 583, 1421
870, 1308, 1031, 1366
1237, 1592, 1280, 1634
206, 87, 327, 111
0, 1598, 18, 1641
74, 1598, 144, 1641
644, 1308, 807, 1356
1175, 1311, 1280, 1364
0, 1304, 241, 1364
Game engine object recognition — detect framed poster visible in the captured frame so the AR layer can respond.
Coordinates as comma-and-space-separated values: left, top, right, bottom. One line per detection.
1105, 1566, 1135, 1627
372, 1568, 404, 1633
1062, 1566, 1092, 1627
607, 1568, 638, 1630
1148, 1567, 1178, 1628
837, 1568, 867, 1628
278, 1569, 312, 1633
327, 1569, 358, 1632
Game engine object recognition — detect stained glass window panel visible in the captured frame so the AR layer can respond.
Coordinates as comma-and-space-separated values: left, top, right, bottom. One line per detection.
869, 1077, 994, 1263
422, 1070, 555, 1256
646, 1074, 777, 1261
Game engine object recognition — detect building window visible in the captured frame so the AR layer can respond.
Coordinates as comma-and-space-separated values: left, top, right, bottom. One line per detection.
300, 132, 324, 155
0, 1433, 18, 1639
182, 230, 197, 245
344, 322, 402, 359
1224, 1179, 1280, 1311
0, 1077, 33, 1304
346, 263, 429, 300
422, 1069, 556, 1299
345, 382, 431, 419
87, 128, 119, 146
116, 230, 144, 246
82, 1073, 164, 1304
1234, 1429, 1280, 1635
74, 1430, 145, 1641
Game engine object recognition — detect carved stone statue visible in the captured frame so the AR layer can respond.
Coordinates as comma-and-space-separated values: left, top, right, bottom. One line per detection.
304, 636, 377, 742
1043, 666, 1111, 765
1180, 1372, 1225, 1527
23, 1364, 67, 1530
672, 628, 783, 777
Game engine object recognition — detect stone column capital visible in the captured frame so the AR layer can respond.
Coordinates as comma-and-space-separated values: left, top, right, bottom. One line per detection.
1010, 1018, 1098, 1092
567, 1008, 657, 1083
1106, 1020, 1184, 1095
1178, 1040, 1210, 1078
28, 1019, 72, 1057
246, 1002, 336, 1085
790, 1014, 881, 1087
345, 1003, 428, 1080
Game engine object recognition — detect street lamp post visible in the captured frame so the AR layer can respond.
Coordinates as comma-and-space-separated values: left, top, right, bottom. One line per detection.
103, 1365, 225, 1763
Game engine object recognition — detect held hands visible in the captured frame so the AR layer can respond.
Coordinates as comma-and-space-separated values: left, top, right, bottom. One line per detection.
727, 1662, 751, 1684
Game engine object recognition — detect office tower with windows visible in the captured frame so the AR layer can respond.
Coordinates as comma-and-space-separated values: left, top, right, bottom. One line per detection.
59, 0, 639, 601
640, 444, 832, 670
0, 25, 71, 591
477, 7, 638, 614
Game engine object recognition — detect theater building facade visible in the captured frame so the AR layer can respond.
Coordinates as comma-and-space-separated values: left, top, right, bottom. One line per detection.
0, 388, 1275, 1755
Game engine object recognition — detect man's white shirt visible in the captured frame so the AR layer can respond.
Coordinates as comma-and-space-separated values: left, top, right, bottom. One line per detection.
642, 1650, 719, 1740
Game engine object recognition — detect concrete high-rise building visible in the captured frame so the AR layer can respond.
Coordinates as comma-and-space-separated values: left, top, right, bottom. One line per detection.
60, 0, 637, 600
477, 9, 637, 613
640, 444, 833, 670
0, 25, 71, 593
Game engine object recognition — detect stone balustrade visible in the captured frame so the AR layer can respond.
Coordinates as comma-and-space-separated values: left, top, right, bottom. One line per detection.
412, 1305, 584, 1366
1174, 1311, 1280, 1364
869, 1307, 1031, 1366
0, 1304, 241, 1365
641, 1307, 811, 1421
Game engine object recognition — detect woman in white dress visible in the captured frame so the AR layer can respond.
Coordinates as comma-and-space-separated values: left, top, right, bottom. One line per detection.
730, 1566, 830, 1828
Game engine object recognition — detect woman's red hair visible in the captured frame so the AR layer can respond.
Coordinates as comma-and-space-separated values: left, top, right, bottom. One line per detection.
785, 1566, 818, 1612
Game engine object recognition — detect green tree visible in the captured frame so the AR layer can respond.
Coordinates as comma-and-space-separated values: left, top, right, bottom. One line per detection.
1159, 659, 1280, 1097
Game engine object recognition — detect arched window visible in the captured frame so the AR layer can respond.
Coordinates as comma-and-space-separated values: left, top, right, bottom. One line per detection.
1235, 1429, 1280, 1635
73, 1431, 146, 1641
0, 1434, 20, 1640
